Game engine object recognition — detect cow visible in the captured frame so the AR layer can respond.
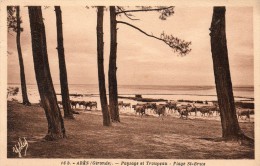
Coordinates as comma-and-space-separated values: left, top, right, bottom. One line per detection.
90, 101, 98, 109
145, 103, 157, 113
118, 101, 124, 108
133, 104, 146, 117
165, 101, 177, 113
212, 104, 220, 116
70, 100, 78, 109
197, 105, 218, 116
78, 101, 86, 108
187, 104, 197, 116
155, 104, 166, 120
198, 108, 211, 116
121, 103, 131, 110
237, 109, 250, 121
177, 105, 189, 119
118, 101, 131, 110
84, 101, 97, 110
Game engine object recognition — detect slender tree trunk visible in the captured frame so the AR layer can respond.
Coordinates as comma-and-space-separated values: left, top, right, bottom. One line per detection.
97, 6, 111, 126
16, 6, 31, 106
210, 7, 252, 141
28, 6, 66, 140
109, 6, 120, 122
54, 6, 74, 119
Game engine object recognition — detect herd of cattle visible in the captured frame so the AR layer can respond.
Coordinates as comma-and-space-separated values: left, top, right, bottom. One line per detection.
57, 100, 98, 110
120, 101, 219, 119
56, 100, 252, 121
119, 101, 252, 121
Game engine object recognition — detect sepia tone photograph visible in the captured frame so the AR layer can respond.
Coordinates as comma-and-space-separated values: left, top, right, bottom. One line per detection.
1, 0, 259, 164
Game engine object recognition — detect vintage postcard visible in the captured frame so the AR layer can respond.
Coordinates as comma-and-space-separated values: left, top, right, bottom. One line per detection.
0, 0, 259, 166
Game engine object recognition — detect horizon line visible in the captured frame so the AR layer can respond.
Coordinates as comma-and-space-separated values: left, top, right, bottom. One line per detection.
7, 83, 254, 87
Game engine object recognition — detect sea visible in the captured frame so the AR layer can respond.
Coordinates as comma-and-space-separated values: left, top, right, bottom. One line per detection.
7, 84, 254, 110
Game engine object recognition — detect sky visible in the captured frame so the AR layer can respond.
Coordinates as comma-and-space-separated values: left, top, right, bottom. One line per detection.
7, 6, 253, 86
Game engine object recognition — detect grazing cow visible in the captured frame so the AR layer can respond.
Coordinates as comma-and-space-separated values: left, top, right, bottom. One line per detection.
165, 101, 177, 113
212, 104, 220, 116
84, 101, 97, 110
237, 109, 250, 121
187, 104, 197, 116
197, 106, 217, 116
121, 103, 131, 110
155, 104, 166, 119
198, 108, 211, 116
133, 104, 146, 117
70, 100, 78, 109
83, 101, 90, 110
145, 103, 157, 113
177, 106, 188, 119
118, 101, 124, 108
90, 101, 97, 109
118, 101, 131, 110
78, 101, 86, 108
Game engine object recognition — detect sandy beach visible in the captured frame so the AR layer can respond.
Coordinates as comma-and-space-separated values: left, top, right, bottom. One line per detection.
7, 100, 254, 159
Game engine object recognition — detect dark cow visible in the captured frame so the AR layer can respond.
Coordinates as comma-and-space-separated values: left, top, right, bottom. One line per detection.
90, 101, 98, 109
145, 102, 157, 113
165, 101, 177, 113
187, 104, 197, 116
155, 104, 166, 120
212, 104, 220, 116
78, 101, 86, 108
198, 108, 212, 116
133, 104, 146, 117
84, 101, 97, 110
118, 101, 131, 110
118, 101, 124, 108
70, 100, 78, 109
197, 106, 217, 116
121, 103, 131, 110
177, 105, 189, 119
237, 109, 250, 121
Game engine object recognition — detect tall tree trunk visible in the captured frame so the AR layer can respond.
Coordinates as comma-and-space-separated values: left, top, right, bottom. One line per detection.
109, 6, 120, 122
54, 6, 74, 119
28, 6, 66, 140
16, 6, 31, 106
97, 6, 111, 126
210, 7, 252, 141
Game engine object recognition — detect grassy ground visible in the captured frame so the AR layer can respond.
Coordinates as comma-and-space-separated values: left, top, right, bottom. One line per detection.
7, 101, 254, 159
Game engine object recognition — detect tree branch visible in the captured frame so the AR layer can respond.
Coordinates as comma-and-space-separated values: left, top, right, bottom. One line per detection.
116, 6, 174, 15
116, 21, 191, 55
117, 6, 140, 21
117, 21, 163, 41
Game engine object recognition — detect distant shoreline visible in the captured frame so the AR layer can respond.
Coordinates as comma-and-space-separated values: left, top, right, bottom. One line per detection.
55, 93, 254, 101
7, 83, 254, 88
